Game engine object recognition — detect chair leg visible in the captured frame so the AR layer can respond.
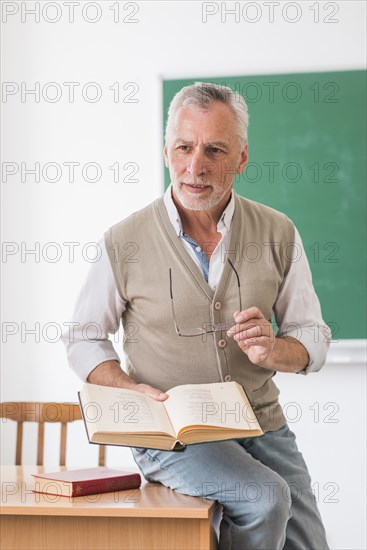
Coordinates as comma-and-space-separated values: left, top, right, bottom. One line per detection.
37, 423, 45, 466
60, 423, 67, 466
16, 422, 23, 465
98, 445, 106, 467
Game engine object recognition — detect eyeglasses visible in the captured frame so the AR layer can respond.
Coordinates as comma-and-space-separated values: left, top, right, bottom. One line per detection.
169, 258, 242, 337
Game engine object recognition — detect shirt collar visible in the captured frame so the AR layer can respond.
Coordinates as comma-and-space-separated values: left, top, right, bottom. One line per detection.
163, 184, 235, 237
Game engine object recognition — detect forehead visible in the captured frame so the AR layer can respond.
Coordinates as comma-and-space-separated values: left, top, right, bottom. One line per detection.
172, 101, 238, 142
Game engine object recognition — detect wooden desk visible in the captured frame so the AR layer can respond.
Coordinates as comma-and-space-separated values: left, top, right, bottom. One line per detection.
0, 466, 219, 550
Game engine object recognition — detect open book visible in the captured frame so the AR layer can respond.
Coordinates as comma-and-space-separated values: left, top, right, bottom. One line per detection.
79, 381, 263, 451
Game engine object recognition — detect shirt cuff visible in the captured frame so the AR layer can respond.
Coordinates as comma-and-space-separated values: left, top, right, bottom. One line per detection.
279, 324, 331, 375
65, 340, 121, 382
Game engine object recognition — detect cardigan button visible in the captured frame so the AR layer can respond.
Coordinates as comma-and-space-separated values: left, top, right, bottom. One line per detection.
214, 301, 221, 310
218, 339, 227, 348
224, 375, 231, 382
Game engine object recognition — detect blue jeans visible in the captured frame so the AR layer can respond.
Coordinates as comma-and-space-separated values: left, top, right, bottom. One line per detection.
131, 424, 329, 550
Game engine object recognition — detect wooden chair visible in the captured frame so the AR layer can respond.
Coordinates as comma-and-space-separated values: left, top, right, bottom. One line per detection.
0, 402, 105, 466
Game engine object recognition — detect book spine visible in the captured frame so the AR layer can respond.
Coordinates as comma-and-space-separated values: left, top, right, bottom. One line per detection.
71, 474, 141, 497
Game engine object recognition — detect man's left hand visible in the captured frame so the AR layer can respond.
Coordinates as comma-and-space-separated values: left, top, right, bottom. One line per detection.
227, 307, 276, 369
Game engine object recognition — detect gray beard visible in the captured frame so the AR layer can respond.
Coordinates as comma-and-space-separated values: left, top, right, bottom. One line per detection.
173, 181, 233, 211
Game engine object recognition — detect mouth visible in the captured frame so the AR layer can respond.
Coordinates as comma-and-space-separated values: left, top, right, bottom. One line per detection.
182, 183, 211, 194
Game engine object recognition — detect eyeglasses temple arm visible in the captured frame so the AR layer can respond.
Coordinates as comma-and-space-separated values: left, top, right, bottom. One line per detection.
169, 268, 181, 335
227, 258, 242, 312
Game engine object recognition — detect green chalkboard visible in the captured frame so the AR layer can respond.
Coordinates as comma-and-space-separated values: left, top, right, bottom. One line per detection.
163, 71, 366, 339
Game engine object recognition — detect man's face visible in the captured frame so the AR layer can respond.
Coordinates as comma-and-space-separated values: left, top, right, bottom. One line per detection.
164, 101, 248, 212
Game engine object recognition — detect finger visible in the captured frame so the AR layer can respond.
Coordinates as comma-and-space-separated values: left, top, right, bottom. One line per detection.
136, 384, 169, 401
232, 325, 262, 341
227, 320, 263, 337
227, 312, 242, 335
237, 335, 269, 347
234, 307, 264, 324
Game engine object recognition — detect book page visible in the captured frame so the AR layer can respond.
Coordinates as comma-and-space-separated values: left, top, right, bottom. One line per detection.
80, 384, 175, 438
164, 381, 260, 436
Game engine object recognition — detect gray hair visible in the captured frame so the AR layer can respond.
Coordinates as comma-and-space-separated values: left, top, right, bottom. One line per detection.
164, 81, 249, 148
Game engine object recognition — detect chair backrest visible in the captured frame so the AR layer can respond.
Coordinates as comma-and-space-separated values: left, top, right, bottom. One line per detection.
0, 402, 105, 466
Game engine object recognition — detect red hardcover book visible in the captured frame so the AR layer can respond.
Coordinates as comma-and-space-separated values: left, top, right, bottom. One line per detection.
32, 467, 141, 497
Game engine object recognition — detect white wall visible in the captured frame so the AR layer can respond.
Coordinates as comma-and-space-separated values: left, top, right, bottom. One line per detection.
1, 1, 366, 548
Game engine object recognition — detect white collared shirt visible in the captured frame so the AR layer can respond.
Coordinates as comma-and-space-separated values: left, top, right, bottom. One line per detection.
163, 185, 235, 290
62, 186, 330, 381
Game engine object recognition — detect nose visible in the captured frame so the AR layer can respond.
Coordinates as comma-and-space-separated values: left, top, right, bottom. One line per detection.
187, 149, 208, 178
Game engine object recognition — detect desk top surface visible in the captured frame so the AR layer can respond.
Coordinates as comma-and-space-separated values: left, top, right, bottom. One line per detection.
0, 466, 215, 519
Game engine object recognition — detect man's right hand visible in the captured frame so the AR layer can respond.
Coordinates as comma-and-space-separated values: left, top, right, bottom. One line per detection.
87, 360, 168, 401
130, 383, 169, 401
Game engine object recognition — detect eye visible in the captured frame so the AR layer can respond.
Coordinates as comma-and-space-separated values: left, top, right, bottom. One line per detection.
208, 147, 222, 154
177, 145, 190, 151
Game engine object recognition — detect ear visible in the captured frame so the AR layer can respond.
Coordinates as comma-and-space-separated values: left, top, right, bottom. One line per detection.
236, 144, 248, 174
163, 145, 169, 168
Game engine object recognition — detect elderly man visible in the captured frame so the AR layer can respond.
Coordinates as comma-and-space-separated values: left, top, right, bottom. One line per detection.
64, 82, 330, 549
